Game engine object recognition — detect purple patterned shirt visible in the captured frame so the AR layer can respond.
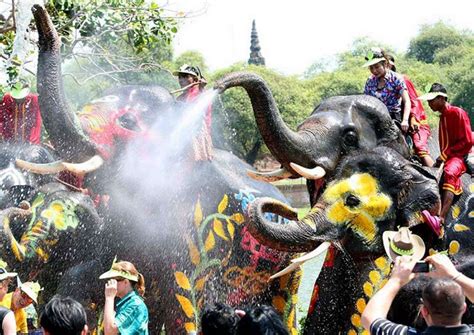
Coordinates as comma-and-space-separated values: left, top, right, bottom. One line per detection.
364, 70, 407, 121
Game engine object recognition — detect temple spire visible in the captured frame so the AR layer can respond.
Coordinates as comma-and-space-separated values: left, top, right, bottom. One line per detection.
248, 20, 265, 66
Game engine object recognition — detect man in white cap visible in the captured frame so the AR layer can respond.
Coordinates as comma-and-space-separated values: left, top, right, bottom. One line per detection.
418, 83, 473, 236
0, 278, 42, 335
173, 64, 213, 161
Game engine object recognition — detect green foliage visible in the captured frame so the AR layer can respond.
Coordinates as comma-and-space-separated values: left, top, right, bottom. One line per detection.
45, 0, 177, 57
1, 0, 179, 90
407, 22, 466, 63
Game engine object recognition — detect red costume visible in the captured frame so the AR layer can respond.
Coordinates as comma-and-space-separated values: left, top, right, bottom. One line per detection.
0, 93, 42, 144
439, 103, 473, 195
404, 75, 431, 158
177, 84, 213, 161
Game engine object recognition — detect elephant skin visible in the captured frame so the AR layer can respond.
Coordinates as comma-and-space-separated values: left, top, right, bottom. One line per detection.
0, 144, 102, 306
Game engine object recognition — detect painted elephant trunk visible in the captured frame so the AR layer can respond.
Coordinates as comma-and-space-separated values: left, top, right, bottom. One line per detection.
32, 5, 96, 162
247, 197, 337, 252
215, 72, 316, 173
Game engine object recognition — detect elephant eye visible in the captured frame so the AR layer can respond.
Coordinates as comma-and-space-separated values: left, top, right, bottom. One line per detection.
343, 130, 359, 148
117, 113, 140, 131
344, 193, 361, 208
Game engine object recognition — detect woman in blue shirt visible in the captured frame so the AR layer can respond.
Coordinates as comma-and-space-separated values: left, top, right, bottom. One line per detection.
100, 259, 149, 335
363, 48, 411, 133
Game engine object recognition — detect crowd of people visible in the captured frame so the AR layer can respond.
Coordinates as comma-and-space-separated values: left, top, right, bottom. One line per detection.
0, 50, 473, 334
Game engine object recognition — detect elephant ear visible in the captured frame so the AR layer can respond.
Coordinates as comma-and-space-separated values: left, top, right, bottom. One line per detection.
396, 163, 440, 227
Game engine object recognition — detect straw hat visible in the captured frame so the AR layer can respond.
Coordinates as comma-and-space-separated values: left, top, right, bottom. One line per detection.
362, 47, 386, 67
18, 281, 43, 304
418, 83, 448, 101
382, 227, 425, 262
99, 257, 139, 282
9, 82, 30, 100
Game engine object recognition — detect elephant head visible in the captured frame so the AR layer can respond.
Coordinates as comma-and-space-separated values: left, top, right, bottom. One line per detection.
244, 146, 442, 333
31, 5, 175, 166
246, 146, 440, 255
215, 73, 411, 204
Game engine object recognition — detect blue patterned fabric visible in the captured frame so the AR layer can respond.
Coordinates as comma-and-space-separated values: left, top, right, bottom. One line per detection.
364, 70, 407, 121
115, 290, 149, 335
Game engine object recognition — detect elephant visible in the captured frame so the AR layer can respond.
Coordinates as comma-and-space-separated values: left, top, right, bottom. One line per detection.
19, 5, 301, 334
0, 144, 102, 305
215, 72, 474, 334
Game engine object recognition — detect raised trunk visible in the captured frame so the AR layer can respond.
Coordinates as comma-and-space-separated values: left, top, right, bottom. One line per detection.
215, 72, 316, 173
247, 197, 338, 252
33, 5, 96, 162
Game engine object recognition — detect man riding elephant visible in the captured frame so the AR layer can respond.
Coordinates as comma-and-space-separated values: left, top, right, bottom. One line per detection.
419, 83, 473, 236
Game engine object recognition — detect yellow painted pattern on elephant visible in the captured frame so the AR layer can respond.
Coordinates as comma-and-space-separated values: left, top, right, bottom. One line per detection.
324, 173, 392, 242
349, 256, 390, 334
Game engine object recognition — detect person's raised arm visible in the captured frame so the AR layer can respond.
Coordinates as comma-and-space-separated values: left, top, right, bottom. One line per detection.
103, 279, 119, 335
425, 254, 474, 303
361, 256, 417, 331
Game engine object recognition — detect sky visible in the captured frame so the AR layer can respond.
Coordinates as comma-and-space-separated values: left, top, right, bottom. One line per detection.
165, 0, 474, 75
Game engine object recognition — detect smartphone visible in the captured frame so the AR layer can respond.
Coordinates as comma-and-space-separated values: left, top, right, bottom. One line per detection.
413, 261, 430, 273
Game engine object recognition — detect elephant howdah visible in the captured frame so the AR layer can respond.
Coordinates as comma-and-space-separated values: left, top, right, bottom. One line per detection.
216, 72, 474, 334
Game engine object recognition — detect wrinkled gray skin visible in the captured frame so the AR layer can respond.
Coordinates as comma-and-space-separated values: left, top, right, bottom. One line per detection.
215, 72, 409, 179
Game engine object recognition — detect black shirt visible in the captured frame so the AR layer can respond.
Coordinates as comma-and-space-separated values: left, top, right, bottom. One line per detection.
370, 318, 474, 335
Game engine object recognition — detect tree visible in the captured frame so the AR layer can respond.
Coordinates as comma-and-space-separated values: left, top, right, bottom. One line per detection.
0, 0, 180, 88
407, 22, 465, 63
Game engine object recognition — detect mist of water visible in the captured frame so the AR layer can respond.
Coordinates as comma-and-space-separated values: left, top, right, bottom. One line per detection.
109, 89, 218, 235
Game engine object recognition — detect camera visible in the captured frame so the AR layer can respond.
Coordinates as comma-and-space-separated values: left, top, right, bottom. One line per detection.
412, 261, 431, 273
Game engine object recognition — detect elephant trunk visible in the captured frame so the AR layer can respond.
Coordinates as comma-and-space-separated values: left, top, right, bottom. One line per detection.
215, 72, 316, 173
247, 197, 337, 252
32, 5, 96, 162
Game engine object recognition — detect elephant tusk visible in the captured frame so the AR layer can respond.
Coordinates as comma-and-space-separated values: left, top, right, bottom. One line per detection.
247, 168, 293, 183
289, 162, 326, 180
62, 155, 104, 175
291, 241, 331, 263
16, 159, 65, 174
269, 262, 301, 280
16, 155, 104, 175
269, 242, 331, 280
